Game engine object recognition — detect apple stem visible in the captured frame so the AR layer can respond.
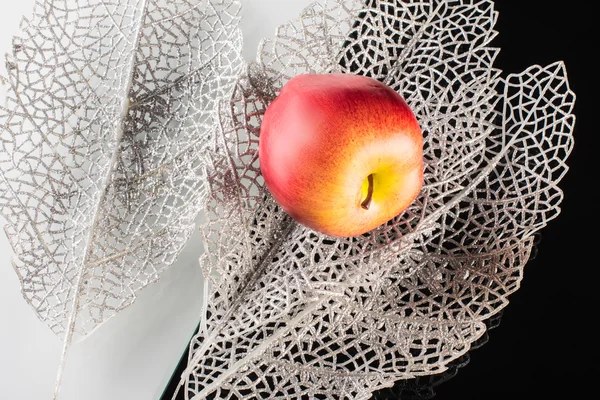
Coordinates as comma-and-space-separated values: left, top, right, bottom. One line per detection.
361, 174, 374, 210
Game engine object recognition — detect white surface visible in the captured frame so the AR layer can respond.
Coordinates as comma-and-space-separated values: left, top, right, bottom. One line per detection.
0, 0, 310, 399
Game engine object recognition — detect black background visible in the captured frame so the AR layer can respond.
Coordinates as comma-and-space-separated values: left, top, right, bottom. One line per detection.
426, 1, 595, 399
162, 1, 596, 399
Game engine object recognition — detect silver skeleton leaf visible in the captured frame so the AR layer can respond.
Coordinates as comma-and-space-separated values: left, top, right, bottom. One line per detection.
0, 0, 242, 395
174, 0, 575, 399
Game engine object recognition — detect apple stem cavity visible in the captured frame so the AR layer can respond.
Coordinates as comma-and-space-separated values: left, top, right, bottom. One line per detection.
361, 174, 374, 210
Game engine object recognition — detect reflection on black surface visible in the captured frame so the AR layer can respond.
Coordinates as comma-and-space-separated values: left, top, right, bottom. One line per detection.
371, 234, 541, 400
372, 311, 504, 400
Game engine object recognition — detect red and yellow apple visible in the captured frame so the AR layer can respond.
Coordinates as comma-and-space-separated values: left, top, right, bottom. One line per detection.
258, 73, 423, 237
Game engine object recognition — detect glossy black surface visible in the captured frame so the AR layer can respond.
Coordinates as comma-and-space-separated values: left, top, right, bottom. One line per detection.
429, 1, 593, 398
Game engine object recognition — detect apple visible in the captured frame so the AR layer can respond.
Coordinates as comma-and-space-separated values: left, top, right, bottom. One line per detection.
258, 73, 423, 237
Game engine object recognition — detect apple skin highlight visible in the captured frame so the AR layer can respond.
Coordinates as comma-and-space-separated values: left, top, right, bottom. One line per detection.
258, 73, 424, 237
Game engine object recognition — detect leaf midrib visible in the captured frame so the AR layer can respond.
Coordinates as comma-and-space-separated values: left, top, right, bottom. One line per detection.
54, 0, 151, 398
